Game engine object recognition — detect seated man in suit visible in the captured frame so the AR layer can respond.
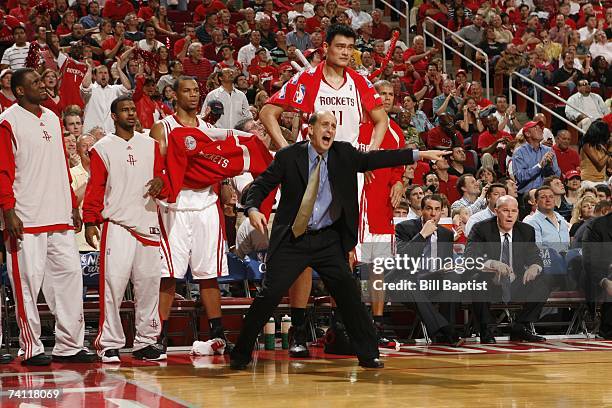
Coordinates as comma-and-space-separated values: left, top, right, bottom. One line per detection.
464, 195, 551, 343
583, 212, 612, 339
395, 194, 464, 346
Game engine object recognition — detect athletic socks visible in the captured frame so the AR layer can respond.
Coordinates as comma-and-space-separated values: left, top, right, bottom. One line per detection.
291, 308, 306, 327
158, 320, 169, 344
209, 317, 225, 339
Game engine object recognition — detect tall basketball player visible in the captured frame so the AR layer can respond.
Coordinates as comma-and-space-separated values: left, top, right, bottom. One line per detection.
83, 95, 167, 363
259, 24, 389, 357
0, 68, 96, 365
150, 76, 229, 357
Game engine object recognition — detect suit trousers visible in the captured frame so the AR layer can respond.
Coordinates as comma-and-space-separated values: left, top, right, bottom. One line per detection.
471, 272, 552, 330
402, 271, 462, 336
232, 227, 379, 362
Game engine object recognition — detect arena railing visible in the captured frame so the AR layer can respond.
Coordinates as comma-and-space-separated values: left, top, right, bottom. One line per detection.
422, 17, 490, 101
372, 0, 411, 46
509, 71, 588, 136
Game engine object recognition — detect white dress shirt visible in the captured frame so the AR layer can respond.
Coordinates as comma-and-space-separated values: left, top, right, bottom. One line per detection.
81, 82, 130, 134
201, 86, 252, 129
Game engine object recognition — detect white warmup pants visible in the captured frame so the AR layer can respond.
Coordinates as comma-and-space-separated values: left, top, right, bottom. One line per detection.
94, 222, 161, 354
5, 230, 85, 359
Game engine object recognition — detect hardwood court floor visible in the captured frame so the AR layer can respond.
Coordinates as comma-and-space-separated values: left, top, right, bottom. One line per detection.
121, 341, 612, 408
2, 340, 612, 407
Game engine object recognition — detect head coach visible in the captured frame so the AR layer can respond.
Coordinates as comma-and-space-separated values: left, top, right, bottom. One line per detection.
229, 111, 450, 370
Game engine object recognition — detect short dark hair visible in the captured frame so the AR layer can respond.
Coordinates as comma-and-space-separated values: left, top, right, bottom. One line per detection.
421, 194, 444, 209
325, 24, 357, 44
456, 174, 475, 196
233, 73, 246, 86
406, 184, 423, 198
595, 200, 611, 214
494, 95, 507, 103
534, 185, 554, 200
543, 175, 562, 187
11, 68, 35, 97
423, 171, 437, 184
308, 112, 323, 126
486, 182, 507, 199
110, 95, 133, 114
596, 184, 611, 197
173, 75, 197, 93
12, 26, 25, 35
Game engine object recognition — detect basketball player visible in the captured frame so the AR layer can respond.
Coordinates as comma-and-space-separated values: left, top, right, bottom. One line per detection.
150, 76, 230, 357
259, 24, 388, 357
83, 96, 166, 363
355, 80, 405, 346
0, 68, 96, 365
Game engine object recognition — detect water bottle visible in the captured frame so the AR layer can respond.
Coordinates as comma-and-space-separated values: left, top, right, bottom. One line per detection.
264, 316, 275, 350
281, 315, 291, 350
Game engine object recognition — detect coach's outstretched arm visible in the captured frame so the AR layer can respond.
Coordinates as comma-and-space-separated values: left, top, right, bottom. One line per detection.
354, 147, 451, 173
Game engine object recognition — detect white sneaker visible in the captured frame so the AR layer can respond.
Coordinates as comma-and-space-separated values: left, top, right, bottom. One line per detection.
102, 349, 121, 363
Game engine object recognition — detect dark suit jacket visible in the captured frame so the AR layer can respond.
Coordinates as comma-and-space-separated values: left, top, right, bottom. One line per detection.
395, 218, 454, 263
244, 141, 416, 257
464, 217, 542, 277
582, 213, 612, 300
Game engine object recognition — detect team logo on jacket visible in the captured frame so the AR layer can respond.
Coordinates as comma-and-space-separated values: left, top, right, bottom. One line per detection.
290, 72, 301, 85
294, 84, 306, 104
184, 136, 197, 151
278, 83, 287, 100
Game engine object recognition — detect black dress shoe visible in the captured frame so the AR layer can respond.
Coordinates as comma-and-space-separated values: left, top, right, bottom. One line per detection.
435, 327, 464, 347
0, 354, 13, 364
22, 353, 52, 366
510, 327, 546, 342
480, 331, 497, 344
229, 358, 250, 370
358, 358, 384, 369
288, 325, 310, 358
52, 350, 98, 363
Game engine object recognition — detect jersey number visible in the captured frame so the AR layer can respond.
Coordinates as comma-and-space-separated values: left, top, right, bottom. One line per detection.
331, 110, 343, 126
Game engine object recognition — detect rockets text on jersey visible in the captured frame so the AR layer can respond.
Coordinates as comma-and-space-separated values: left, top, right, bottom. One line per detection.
313, 76, 363, 146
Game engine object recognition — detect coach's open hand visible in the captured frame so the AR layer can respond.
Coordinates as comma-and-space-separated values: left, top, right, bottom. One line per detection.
248, 210, 268, 235
419, 150, 453, 162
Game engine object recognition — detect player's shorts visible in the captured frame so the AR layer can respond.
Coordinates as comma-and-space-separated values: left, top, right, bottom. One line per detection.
158, 203, 229, 280
355, 229, 394, 264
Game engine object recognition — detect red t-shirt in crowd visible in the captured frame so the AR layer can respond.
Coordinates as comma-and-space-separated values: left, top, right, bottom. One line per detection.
478, 129, 512, 151
371, 22, 391, 40
476, 98, 493, 108
418, 3, 447, 24
194, 0, 228, 23
182, 57, 213, 83
9, 6, 31, 23
137, 6, 155, 21
403, 47, 430, 72
102, 36, 134, 53
553, 144, 581, 175
102, 0, 135, 21
305, 16, 321, 33
426, 126, 464, 149
0, 92, 15, 113
437, 173, 460, 204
